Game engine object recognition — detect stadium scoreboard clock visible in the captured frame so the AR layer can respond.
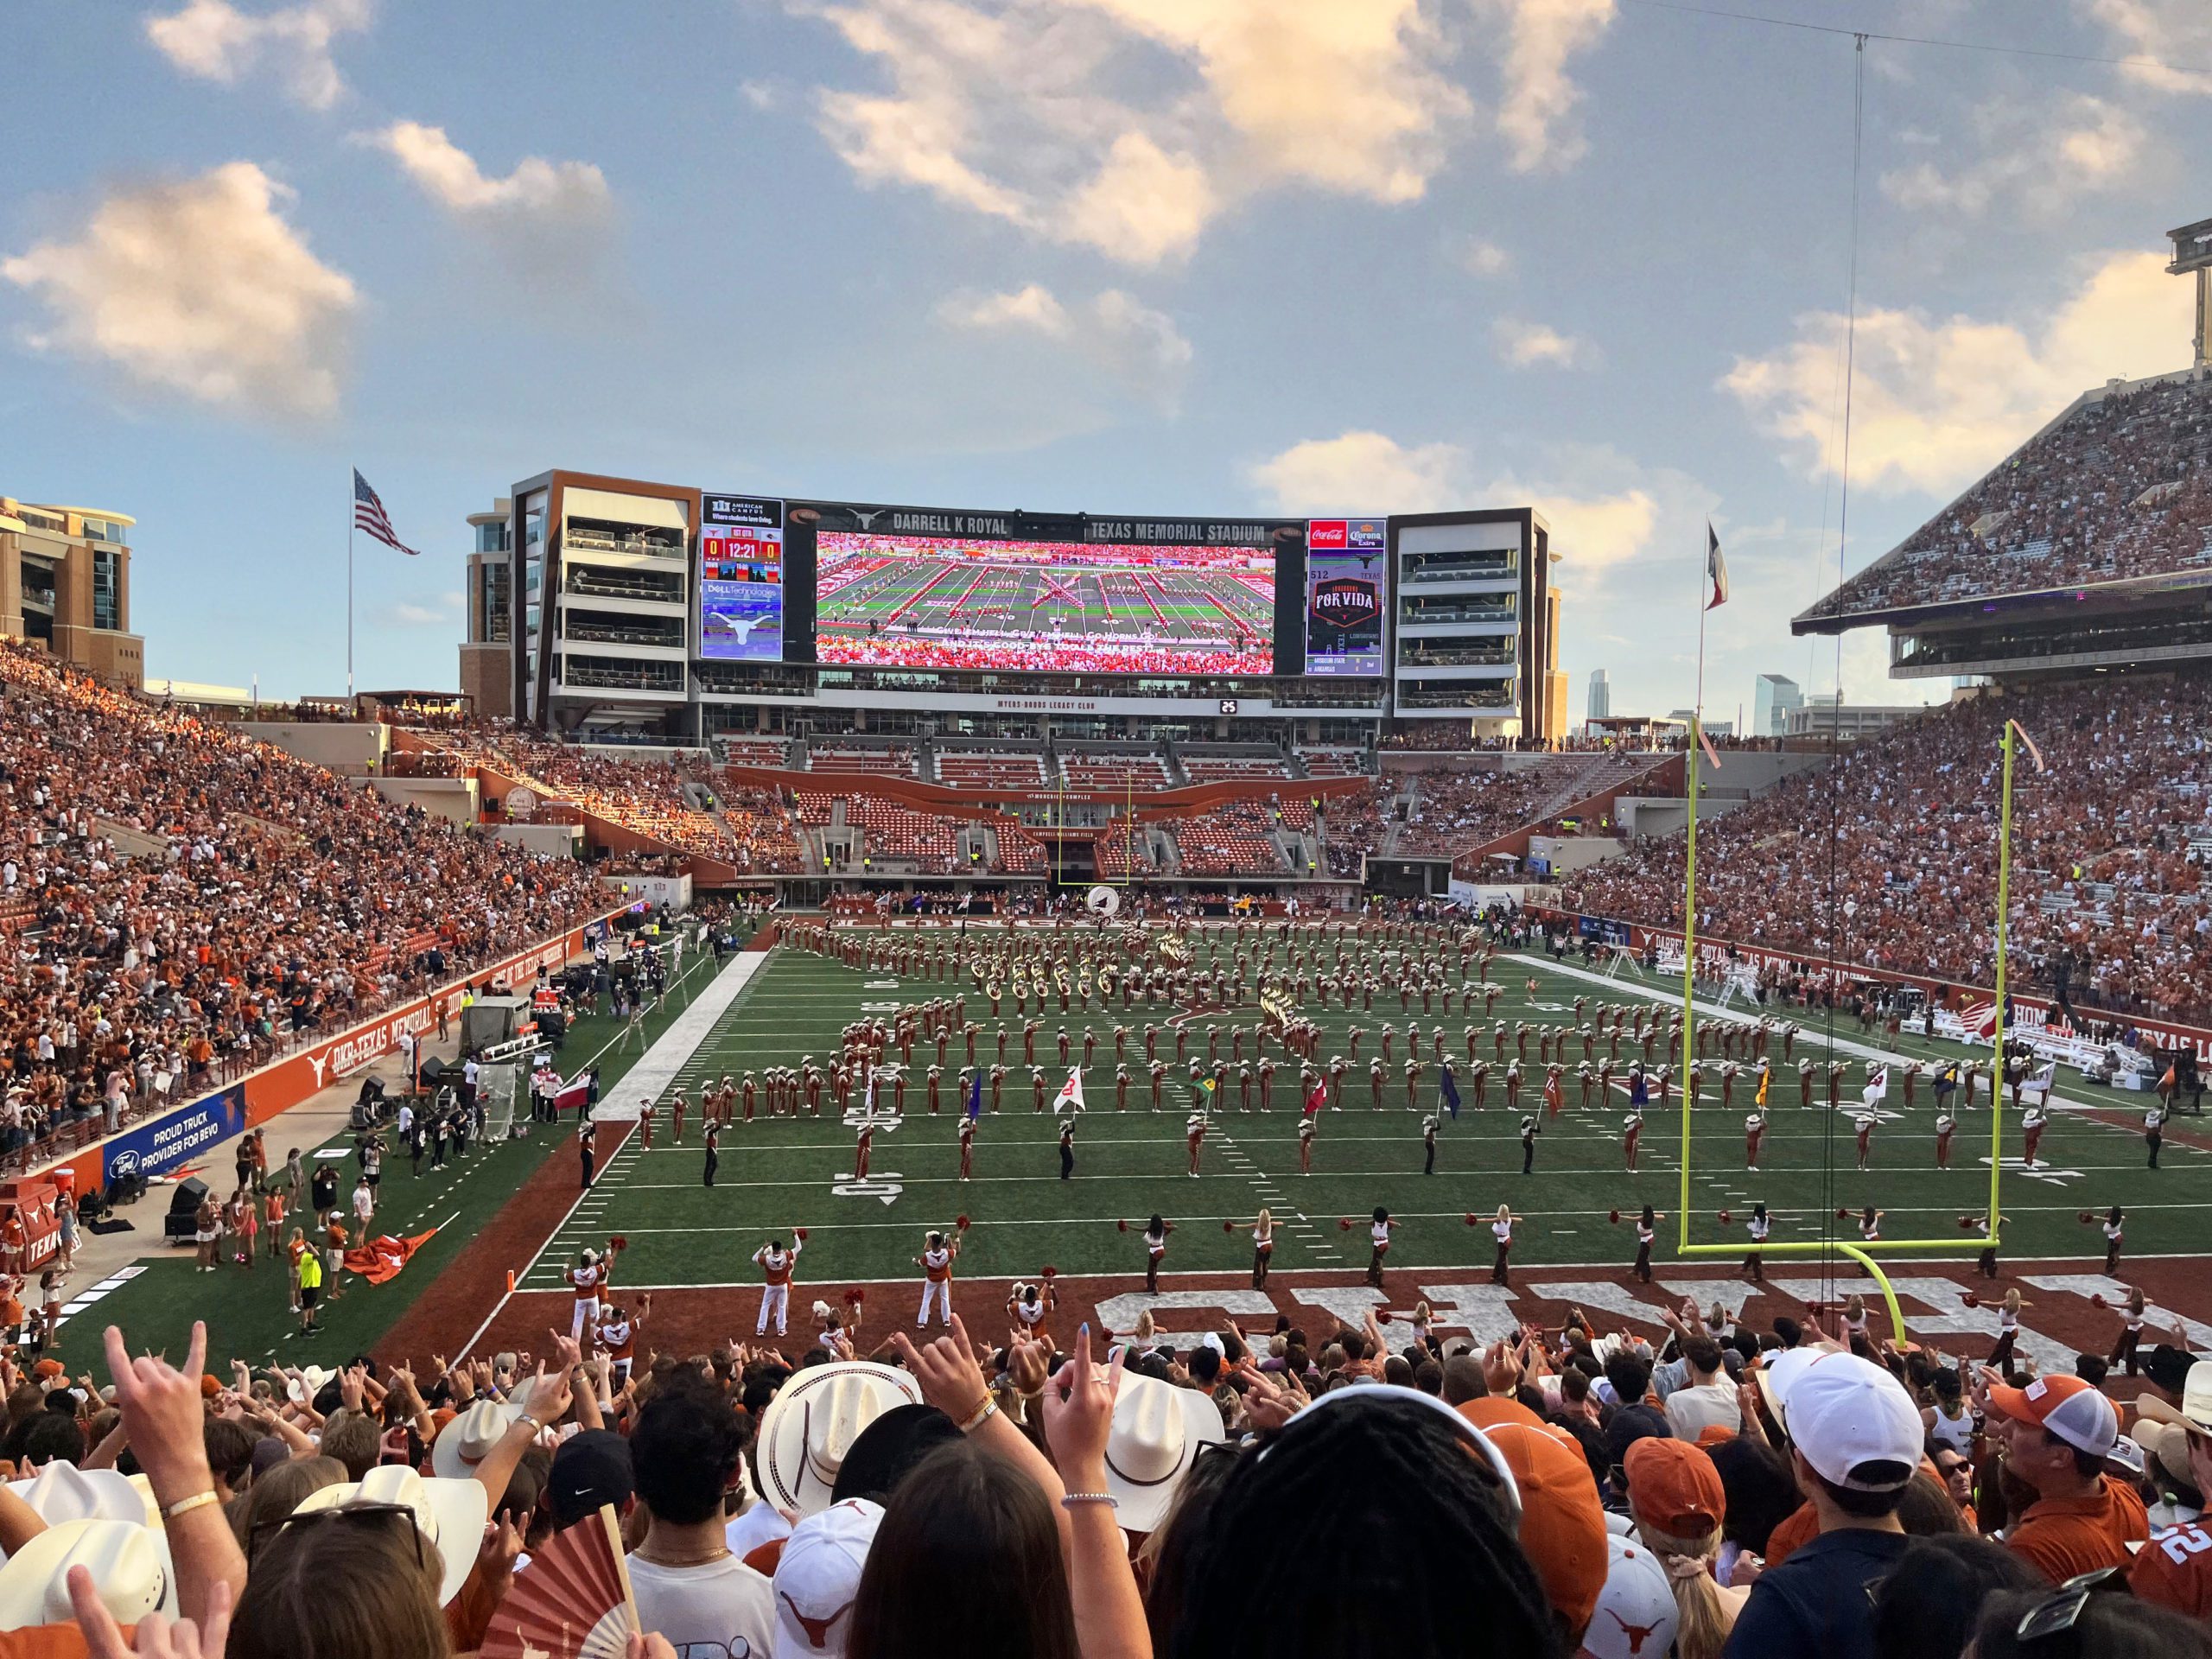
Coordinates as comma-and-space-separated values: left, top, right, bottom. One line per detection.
1304, 517, 1386, 677
699, 493, 785, 663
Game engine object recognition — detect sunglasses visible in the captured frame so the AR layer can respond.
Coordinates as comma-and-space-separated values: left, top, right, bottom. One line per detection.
250, 1499, 427, 1573
2012, 1567, 2132, 1647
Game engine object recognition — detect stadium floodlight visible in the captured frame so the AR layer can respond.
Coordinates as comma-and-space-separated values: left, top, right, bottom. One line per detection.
1669, 716, 2018, 1344
2168, 218, 2212, 368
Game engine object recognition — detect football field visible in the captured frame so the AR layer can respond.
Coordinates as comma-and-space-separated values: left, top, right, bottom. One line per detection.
516, 936, 2212, 1299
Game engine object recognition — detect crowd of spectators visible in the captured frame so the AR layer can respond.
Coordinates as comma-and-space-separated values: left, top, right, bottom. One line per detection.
1394, 768, 1554, 857
1805, 372, 2212, 623
1561, 674, 2212, 1023
16, 1281, 2212, 1657
0, 644, 605, 1161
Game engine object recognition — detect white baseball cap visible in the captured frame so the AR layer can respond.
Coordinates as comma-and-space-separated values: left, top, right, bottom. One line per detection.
1577, 1535, 1677, 1659
1987, 1373, 2119, 1459
1783, 1352, 1923, 1491
772, 1497, 883, 1657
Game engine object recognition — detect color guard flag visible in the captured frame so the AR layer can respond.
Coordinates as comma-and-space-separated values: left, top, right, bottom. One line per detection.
1053, 1070, 1085, 1115
1303, 1077, 1325, 1116
1440, 1066, 1462, 1120
1705, 523, 1729, 610
965, 1070, 982, 1121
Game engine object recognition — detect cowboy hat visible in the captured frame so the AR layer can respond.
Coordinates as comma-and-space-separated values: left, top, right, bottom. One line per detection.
285, 1365, 337, 1406
6, 1463, 148, 1529
754, 1363, 924, 1517
0, 1520, 176, 1631
1099, 1369, 1224, 1532
429, 1396, 529, 1481
293, 1464, 488, 1606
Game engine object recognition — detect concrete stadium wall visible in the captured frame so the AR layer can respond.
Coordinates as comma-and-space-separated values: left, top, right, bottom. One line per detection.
370, 775, 480, 824
245, 721, 389, 774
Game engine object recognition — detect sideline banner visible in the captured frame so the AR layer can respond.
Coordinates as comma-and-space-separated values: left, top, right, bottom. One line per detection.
102, 1084, 245, 1186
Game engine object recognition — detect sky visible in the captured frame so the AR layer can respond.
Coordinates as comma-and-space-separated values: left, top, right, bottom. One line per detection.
4, 0, 2210, 715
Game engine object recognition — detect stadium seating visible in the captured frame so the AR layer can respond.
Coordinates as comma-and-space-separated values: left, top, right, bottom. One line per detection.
1561, 674, 2212, 1023
1172, 802, 1290, 876
1392, 769, 1554, 857
1299, 749, 1365, 777
935, 749, 1050, 790
1803, 372, 2212, 622
807, 746, 918, 778
0, 642, 605, 1167
1180, 753, 1296, 782
718, 738, 792, 769
1060, 750, 1173, 791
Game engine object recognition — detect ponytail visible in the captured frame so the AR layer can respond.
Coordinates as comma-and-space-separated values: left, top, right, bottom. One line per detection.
1634, 1522, 1734, 1659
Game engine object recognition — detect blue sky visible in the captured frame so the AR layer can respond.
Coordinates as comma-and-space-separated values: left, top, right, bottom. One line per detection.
4, 0, 2209, 715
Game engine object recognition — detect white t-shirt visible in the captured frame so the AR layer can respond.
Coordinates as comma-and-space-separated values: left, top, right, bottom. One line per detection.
1665, 1380, 1742, 1440
627, 1553, 776, 1659
723, 1499, 792, 1561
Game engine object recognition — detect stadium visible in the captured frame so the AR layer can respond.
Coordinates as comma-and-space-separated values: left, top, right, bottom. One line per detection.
12, 13, 2212, 1645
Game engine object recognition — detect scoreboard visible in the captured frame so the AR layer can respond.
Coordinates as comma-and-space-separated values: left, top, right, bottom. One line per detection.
698, 493, 784, 662
1303, 517, 1386, 677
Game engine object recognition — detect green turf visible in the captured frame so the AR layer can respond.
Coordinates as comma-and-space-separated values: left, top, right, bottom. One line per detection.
524, 940, 2210, 1295
64, 934, 752, 1368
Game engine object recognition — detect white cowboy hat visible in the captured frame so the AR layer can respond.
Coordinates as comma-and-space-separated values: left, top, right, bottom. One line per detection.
429, 1396, 528, 1481
0, 1519, 176, 1631
293, 1464, 488, 1606
285, 1365, 338, 1406
6, 1462, 147, 1529
754, 1363, 924, 1517
1100, 1370, 1224, 1532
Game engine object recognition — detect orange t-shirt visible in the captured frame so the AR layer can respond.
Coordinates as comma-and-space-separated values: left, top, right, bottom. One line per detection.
2132, 1520, 2212, 1618
1761, 1499, 1820, 1567
2006, 1480, 2150, 1584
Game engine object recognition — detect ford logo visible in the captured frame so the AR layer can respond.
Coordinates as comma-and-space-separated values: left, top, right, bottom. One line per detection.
111, 1151, 141, 1179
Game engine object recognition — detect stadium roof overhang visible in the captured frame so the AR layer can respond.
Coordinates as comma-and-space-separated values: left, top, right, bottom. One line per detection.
1790, 565, 2212, 637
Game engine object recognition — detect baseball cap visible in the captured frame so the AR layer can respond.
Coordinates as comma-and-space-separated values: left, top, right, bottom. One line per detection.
1578, 1535, 1677, 1659
546, 1429, 634, 1529
1484, 1421, 1608, 1637
772, 1497, 882, 1658
1783, 1352, 1923, 1491
2108, 1435, 2147, 1478
1624, 1438, 1726, 1535
1986, 1373, 2119, 1459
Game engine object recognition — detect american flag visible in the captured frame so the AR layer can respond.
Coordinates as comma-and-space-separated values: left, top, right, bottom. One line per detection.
353, 468, 421, 557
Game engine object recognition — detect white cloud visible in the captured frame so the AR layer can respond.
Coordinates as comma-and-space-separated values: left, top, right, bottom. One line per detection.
1476, 0, 1618, 171
1725, 249, 2191, 497
1493, 317, 1600, 370
1880, 94, 2143, 218
369, 123, 611, 220
387, 592, 463, 627
143, 0, 371, 110
3, 162, 356, 416
1248, 430, 1470, 513
2075, 0, 2212, 94
939, 282, 1192, 410
1459, 238, 1512, 276
800, 0, 1491, 264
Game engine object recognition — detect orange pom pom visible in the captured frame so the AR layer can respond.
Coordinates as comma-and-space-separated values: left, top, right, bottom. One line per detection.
2078, 1211, 2094, 1225
1376, 1309, 1392, 1324
1117, 1218, 1128, 1233
1223, 1219, 1235, 1233
1338, 1217, 1352, 1231
1718, 1209, 1732, 1224
1836, 1207, 1851, 1220
1041, 1265, 1057, 1279
1961, 1292, 1980, 1308
2091, 1293, 2108, 1309
794, 1227, 809, 1242
957, 1214, 971, 1230
1464, 1212, 1478, 1226
1609, 1209, 1621, 1224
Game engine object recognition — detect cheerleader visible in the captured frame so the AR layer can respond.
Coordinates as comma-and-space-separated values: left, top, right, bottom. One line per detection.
1744, 1108, 1766, 1171
957, 1113, 976, 1181
1408, 1299, 1436, 1355
1631, 1204, 1663, 1284
1298, 1113, 1315, 1175
915, 1230, 959, 1327
1839, 1293, 1871, 1347
1623, 1109, 1643, 1172
1742, 1202, 1770, 1284
1989, 1287, 2032, 1370
2101, 1205, 2125, 1274
1234, 1209, 1276, 1287
1365, 1207, 1396, 1290
1007, 1279, 1057, 1350
595, 1294, 650, 1385
1490, 1204, 1522, 1286
1854, 1205, 1885, 1273
1853, 1111, 1877, 1172
2108, 1286, 2154, 1377
1142, 1215, 1172, 1293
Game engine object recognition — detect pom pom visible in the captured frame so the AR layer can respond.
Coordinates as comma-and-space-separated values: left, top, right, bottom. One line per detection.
1609, 1208, 1621, 1224
2078, 1211, 2094, 1225
1338, 1217, 1352, 1231
2091, 1293, 2108, 1309
1117, 1218, 1128, 1233
608, 1236, 628, 1252
1465, 1212, 1478, 1226
1959, 1216, 1977, 1231
845, 1286, 865, 1306
1961, 1292, 1980, 1308
1376, 1309, 1392, 1324
794, 1227, 809, 1242
1041, 1265, 1057, 1280
1223, 1219, 1236, 1233
957, 1214, 971, 1231
1718, 1209, 1732, 1224
1836, 1207, 1851, 1220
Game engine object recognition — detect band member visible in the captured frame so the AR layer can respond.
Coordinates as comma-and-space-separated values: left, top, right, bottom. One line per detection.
1935, 1108, 1955, 1169
1544, 1065, 1565, 1119
1490, 1205, 1522, 1286
1421, 1115, 1439, 1175
1298, 1113, 1315, 1175
1743, 1203, 1770, 1283
671, 1088, 686, 1143
753, 1233, 801, 1337
702, 1121, 721, 1186
2102, 1205, 2126, 1275
1989, 1287, 2031, 1370
2021, 1103, 2049, 1169
958, 1114, 976, 1182
638, 1096, 655, 1152
1143, 1215, 1171, 1293
1058, 1117, 1076, 1181
854, 1121, 875, 1181
1364, 1207, 1397, 1289
1623, 1109, 1643, 1172
2145, 1101, 2166, 1168
1631, 1204, 1662, 1284
569, 1248, 606, 1340
1185, 1110, 1208, 1177
1745, 1108, 1766, 1171
916, 1230, 959, 1327
1519, 1113, 1540, 1176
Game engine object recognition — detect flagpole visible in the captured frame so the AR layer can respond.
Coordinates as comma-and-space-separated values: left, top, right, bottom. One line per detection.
1678, 543, 1708, 1252
347, 475, 356, 702
1988, 720, 2014, 1249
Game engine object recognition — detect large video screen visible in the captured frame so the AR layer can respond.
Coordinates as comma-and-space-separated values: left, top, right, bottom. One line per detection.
698, 493, 784, 662
1305, 517, 1386, 676
816, 529, 1275, 674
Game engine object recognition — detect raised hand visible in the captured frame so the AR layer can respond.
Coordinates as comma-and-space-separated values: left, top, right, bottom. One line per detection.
888, 1313, 989, 1423
1039, 1325, 1122, 1484
70, 1567, 231, 1659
